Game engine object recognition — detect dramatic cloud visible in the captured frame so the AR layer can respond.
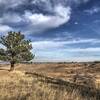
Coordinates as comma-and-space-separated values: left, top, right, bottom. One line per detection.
0, 0, 72, 34
23, 5, 71, 33
0, 0, 91, 34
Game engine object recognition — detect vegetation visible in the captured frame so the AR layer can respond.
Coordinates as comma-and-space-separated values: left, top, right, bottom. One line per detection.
0, 63, 99, 100
0, 32, 34, 71
0, 70, 99, 100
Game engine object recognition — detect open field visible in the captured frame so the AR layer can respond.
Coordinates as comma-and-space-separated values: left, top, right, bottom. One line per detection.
0, 62, 99, 100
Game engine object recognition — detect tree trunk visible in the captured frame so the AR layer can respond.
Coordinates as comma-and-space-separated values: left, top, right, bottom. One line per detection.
10, 61, 15, 71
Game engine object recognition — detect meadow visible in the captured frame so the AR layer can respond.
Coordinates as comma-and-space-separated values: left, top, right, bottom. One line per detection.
0, 62, 99, 100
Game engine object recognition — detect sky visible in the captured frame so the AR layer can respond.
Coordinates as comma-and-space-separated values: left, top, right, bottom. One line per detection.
0, 0, 100, 62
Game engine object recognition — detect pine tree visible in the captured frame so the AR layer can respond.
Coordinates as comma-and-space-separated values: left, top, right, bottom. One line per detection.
0, 31, 34, 71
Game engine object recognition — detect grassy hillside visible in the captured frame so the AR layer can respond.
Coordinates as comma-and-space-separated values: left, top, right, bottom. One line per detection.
0, 63, 99, 100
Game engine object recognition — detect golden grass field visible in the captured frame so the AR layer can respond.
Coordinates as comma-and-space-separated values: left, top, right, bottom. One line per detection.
0, 62, 99, 100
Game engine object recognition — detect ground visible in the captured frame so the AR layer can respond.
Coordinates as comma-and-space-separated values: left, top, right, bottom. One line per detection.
0, 62, 99, 100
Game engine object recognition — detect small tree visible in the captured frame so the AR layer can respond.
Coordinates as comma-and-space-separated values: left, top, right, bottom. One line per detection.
0, 31, 34, 71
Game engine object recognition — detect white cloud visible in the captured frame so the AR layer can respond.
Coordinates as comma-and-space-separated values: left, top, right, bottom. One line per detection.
84, 7, 100, 14
32, 0, 90, 6
74, 22, 78, 25
0, 24, 13, 33
32, 38, 100, 51
0, 0, 91, 34
64, 48, 100, 52
0, 0, 25, 8
0, 3, 71, 34
0, 0, 94, 35
32, 0, 53, 12
32, 41, 61, 50
0, 44, 6, 49
23, 5, 71, 33
0, 13, 22, 24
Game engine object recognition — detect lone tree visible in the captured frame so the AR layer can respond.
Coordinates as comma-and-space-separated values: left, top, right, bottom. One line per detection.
0, 31, 34, 71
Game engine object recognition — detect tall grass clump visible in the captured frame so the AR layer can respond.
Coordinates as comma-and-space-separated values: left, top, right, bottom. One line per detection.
0, 71, 99, 100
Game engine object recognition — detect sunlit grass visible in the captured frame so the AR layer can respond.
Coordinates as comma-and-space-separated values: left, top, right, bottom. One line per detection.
0, 71, 99, 100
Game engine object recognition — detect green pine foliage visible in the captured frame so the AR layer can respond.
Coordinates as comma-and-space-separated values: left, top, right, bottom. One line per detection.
0, 31, 34, 70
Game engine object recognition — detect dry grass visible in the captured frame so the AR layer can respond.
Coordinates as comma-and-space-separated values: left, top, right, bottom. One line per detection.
0, 71, 82, 100
0, 63, 99, 100
0, 71, 33, 100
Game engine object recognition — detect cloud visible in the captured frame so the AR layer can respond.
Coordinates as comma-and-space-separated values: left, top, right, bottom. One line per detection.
32, 38, 100, 50
0, 0, 90, 34
84, 6, 100, 14
64, 47, 100, 52
0, 13, 22, 24
73, 0, 90, 4
32, 0, 90, 7
0, 24, 13, 33
23, 5, 71, 33
0, 1, 71, 34
0, 0, 25, 8
0, 0, 94, 36
32, 38, 100, 62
